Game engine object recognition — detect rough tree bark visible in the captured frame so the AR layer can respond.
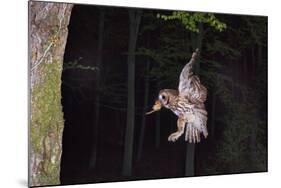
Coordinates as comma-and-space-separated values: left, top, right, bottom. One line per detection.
122, 9, 142, 176
29, 2, 73, 186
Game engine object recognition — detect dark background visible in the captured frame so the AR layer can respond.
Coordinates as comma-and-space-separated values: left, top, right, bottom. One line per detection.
60, 4, 267, 185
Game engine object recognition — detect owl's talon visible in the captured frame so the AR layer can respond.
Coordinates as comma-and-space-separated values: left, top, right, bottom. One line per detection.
168, 132, 180, 142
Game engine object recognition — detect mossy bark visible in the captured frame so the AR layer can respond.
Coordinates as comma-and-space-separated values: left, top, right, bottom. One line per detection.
29, 2, 73, 186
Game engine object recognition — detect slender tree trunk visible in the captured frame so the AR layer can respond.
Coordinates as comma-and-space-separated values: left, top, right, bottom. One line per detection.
185, 23, 203, 176
185, 144, 195, 176
89, 9, 105, 170
137, 59, 150, 161
155, 113, 161, 148
122, 9, 142, 176
155, 83, 161, 148
29, 2, 73, 186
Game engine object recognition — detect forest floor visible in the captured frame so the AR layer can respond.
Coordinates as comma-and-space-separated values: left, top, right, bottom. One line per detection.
61, 139, 188, 185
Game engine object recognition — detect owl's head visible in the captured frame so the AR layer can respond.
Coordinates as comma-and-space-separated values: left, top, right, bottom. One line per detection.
158, 90, 169, 106
158, 89, 179, 107
146, 89, 179, 115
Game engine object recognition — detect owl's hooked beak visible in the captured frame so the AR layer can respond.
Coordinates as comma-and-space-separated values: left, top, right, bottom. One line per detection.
146, 100, 162, 115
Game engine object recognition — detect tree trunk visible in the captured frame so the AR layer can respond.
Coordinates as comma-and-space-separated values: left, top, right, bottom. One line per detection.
155, 82, 161, 148
137, 59, 150, 161
89, 9, 105, 170
185, 144, 195, 176
122, 9, 142, 176
185, 23, 203, 176
155, 103, 161, 148
29, 2, 73, 186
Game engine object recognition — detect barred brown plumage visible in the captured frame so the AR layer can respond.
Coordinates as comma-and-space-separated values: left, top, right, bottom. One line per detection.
147, 49, 208, 143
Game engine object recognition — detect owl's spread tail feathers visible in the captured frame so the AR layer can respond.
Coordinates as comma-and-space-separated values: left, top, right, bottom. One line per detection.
185, 123, 199, 143
185, 123, 208, 143
184, 107, 208, 143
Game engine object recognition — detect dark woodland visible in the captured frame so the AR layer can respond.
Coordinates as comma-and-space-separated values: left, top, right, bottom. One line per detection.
57, 4, 267, 186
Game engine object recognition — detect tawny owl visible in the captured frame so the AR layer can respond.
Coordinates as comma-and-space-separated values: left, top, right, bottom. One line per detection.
146, 49, 208, 143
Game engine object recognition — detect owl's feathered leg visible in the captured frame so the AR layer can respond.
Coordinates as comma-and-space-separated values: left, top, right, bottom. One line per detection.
168, 118, 186, 142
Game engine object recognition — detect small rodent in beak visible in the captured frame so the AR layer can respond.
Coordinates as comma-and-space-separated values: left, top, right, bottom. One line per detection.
146, 100, 162, 115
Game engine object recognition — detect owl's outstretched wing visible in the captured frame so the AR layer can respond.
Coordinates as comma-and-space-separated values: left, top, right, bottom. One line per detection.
179, 49, 208, 143
178, 49, 207, 104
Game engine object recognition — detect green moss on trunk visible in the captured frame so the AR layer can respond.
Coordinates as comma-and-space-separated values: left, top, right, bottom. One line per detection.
31, 62, 64, 185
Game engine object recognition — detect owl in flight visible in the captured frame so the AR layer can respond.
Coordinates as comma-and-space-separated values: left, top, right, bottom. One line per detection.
146, 49, 208, 143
